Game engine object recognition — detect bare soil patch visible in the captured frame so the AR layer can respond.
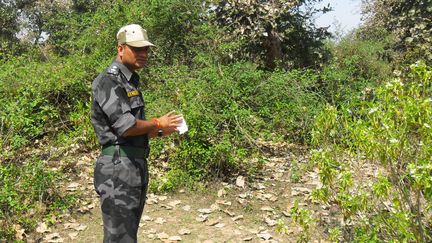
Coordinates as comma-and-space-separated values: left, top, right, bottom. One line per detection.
32, 142, 332, 242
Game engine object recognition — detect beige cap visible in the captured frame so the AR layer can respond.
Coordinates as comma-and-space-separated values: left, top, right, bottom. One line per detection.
116, 24, 155, 47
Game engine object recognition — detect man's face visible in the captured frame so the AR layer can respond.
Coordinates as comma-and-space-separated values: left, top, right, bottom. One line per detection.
118, 44, 150, 71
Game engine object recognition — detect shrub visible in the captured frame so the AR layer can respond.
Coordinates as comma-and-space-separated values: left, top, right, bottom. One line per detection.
317, 36, 392, 107
144, 62, 265, 186
143, 59, 326, 190
311, 62, 432, 241
256, 69, 324, 143
0, 159, 76, 241
0, 52, 97, 241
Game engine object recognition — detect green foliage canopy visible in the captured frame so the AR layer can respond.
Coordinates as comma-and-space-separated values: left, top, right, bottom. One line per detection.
213, 0, 331, 69
360, 0, 432, 66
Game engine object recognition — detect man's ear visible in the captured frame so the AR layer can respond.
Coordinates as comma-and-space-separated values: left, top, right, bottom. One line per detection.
117, 45, 124, 58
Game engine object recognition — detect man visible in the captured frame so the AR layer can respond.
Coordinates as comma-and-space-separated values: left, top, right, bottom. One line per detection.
91, 24, 182, 242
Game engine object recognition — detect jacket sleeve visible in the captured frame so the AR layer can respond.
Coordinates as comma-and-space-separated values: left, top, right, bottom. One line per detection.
93, 76, 136, 136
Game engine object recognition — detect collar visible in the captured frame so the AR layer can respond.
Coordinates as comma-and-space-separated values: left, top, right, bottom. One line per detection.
112, 60, 136, 82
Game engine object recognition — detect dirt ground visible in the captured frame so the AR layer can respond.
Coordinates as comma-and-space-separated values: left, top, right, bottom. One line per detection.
34, 142, 332, 243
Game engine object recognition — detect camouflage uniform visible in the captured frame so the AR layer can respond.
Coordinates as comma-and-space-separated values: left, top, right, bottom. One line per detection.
91, 61, 149, 243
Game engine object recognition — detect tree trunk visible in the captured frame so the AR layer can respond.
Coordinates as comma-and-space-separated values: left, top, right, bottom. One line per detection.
264, 28, 282, 70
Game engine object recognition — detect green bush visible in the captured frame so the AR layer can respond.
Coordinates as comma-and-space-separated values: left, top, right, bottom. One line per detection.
256, 69, 324, 143
142, 60, 326, 190
329, 34, 392, 80
0, 54, 96, 155
0, 53, 96, 241
144, 62, 264, 187
0, 159, 76, 241
311, 62, 432, 241
317, 36, 392, 107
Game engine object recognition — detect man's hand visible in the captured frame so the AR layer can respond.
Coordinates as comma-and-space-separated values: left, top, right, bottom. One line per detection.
160, 126, 179, 137
158, 111, 183, 129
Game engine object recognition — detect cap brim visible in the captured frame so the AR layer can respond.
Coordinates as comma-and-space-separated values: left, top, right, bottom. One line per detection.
127, 40, 155, 47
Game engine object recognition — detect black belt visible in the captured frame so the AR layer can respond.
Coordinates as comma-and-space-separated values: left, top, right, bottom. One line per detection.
102, 145, 148, 158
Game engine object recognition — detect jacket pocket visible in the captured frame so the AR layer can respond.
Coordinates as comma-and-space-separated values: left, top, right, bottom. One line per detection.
129, 94, 144, 110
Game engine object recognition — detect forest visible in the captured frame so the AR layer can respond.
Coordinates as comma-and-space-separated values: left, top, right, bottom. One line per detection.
0, 0, 431, 241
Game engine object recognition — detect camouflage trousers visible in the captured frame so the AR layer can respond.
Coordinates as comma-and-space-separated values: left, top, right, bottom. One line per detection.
94, 153, 149, 243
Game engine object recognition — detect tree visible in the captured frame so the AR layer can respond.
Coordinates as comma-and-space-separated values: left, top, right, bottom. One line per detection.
0, 0, 19, 42
212, 0, 331, 70
0, 0, 30, 56
359, 0, 432, 66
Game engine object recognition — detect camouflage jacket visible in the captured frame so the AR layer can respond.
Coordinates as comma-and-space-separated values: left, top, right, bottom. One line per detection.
90, 60, 149, 149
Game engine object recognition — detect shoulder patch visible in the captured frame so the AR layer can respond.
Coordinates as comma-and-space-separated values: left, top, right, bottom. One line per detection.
127, 90, 140, 97
107, 65, 119, 75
